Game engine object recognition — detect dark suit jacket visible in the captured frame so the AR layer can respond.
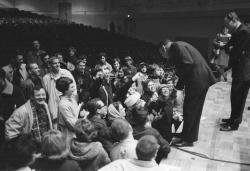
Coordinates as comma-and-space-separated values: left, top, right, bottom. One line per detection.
169, 41, 216, 93
225, 24, 250, 81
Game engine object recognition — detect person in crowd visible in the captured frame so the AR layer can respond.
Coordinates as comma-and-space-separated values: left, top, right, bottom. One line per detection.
147, 64, 163, 88
70, 118, 110, 171
43, 56, 76, 125
3, 51, 28, 85
127, 106, 170, 163
149, 84, 179, 142
78, 54, 91, 72
138, 62, 148, 81
56, 77, 82, 142
159, 39, 216, 147
95, 52, 113, 72
220, 12, 250, 131
110, 118, 138, 161
55, 52, 67, 70
0, 134, 38, 171
86, 98, 113, 153
211, 26, 231, 81
39, 52, 50, 77
116, 72, 144, 104
0, 69, 26, 146
33, 129, 82, 171
111, 58, 122, 78
106, 101, 126, 125
20, 62, 44, 101
26, 40, 46, 67
65, 47, 78, 72
5, 86, 53, 142
98, 135, 179, 171
72, 59, 92, 103
141, 79, 158, 107
90, 68, 113, 106
0, 68, 26, 121
122, 56, 137, 76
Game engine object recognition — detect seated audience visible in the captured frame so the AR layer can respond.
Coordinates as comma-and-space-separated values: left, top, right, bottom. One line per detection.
127, 106, 170, 163
98, 135, 180, 171
110, 118, 138, 161
107, 101, 126, 125
33, 129, 82, 171
86, 98, 113, 153
70, 118, 110, 171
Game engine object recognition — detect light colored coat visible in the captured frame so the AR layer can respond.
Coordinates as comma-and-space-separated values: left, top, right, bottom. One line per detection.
43, 68, 76, 120
5, 100, 53, 140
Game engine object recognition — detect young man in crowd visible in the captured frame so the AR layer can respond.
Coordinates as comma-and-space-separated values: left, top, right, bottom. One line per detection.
5, 86, 53, 142
43, 56, 76, 124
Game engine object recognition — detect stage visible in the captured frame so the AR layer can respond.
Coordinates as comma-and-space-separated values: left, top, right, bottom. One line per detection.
162, 81, 250, 171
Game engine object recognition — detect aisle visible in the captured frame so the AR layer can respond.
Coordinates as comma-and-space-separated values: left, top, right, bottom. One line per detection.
162, 81, 250, 171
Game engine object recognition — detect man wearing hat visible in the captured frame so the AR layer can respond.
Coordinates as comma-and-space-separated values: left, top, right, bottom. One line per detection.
160, 38, 216, 147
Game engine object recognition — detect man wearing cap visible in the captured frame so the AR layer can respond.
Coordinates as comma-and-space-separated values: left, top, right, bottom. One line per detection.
160, 38, 216, 147
98, 135, 180, 171
220, 12, 250, 131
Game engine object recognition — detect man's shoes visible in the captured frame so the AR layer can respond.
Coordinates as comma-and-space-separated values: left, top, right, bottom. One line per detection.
221, 118, 231, 123
220, 124, 238, 131
174, 140, 194, 147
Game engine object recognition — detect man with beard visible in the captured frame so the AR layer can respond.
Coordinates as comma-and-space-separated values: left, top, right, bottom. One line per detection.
5, 86, 53, 142
159, 39, 216, 147
20, 62, 44, 101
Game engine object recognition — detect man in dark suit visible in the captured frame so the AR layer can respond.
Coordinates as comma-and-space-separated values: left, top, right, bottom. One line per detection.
220, 12, 250, 131
160, 39, 216, 147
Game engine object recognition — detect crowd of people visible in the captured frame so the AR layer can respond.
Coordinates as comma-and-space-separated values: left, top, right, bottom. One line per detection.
0, 10, 249, 171
0, 39, 183, 171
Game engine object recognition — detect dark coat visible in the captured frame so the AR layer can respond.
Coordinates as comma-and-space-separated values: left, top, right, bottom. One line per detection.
170, 41, 216, 92
33, 158, 82, 171
225, 24, 250, 81
169, 41, 216, 142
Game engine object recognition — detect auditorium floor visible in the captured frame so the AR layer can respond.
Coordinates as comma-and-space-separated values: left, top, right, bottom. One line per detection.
162, 81, 250, 171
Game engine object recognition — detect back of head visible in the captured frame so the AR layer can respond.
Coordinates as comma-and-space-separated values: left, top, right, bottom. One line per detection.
1, 134, 37, 170
41, 130, 69, 160
136, 135, 159, 161
129, 106, 149, 126
74, 118, 98, 142
110, 118, 132, 142
56, 77, 73, 94
86, 98, 103, 118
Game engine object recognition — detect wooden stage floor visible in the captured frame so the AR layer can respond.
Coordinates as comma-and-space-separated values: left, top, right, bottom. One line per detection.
162, 81, 250, 171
